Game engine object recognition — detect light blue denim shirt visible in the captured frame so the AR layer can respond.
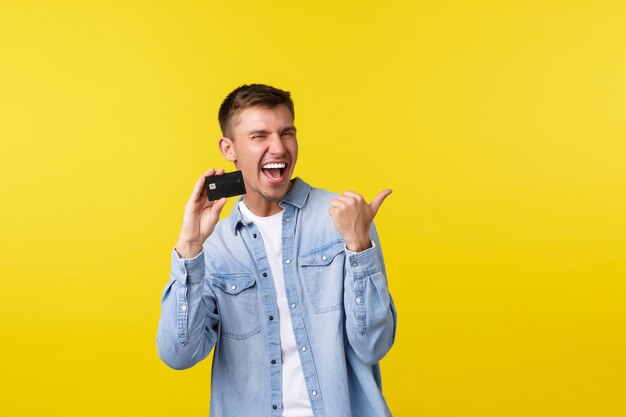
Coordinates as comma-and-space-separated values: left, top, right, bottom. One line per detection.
157, 178, 397, 417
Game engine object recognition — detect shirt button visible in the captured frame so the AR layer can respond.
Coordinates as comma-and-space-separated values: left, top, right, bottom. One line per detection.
351, 261, 358, 267
231, 285, 236, 290
291, 303, 296, 309
301, 346, 307, 352
322, 256, 327, 261
271, 359, 276, 364
253, 233, 257, 238
269, 315, 274, 321
285, 259, 291, 264
263, 272, 268, 277
179, 266, 185, 273
355, 297, 362, 304
181, 304, 188, 311
285, 217, 291, 222
272, 405, 277, 410
312, 390, 317, 396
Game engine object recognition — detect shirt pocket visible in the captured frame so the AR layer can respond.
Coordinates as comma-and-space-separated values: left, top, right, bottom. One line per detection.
210, 273, 261, 340
298, 240, 346, 314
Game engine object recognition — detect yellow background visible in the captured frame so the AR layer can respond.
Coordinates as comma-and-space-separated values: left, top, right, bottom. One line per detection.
1, 1, 625, 416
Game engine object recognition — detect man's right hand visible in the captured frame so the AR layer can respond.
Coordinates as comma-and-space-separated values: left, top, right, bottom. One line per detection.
175, 168, 228, 259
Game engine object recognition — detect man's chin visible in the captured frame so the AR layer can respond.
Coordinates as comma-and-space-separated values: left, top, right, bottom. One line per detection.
260, 181, 293, 202
260, 189, 288, 203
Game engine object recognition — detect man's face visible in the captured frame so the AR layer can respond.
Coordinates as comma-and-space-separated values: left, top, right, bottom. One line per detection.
225, 104, 298, 209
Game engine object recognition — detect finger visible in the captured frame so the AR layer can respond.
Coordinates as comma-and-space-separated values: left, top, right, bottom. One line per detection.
210, 197, 228, 220
329, 197, 349, 208
343, 191, 364, 202
215, 168, 225, 175
191, 168, 215, 202
334, 195, 356, 206
370, 189, 392, 216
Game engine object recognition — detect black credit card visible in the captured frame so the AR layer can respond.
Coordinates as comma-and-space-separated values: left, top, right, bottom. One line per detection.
205, 170, 246, 201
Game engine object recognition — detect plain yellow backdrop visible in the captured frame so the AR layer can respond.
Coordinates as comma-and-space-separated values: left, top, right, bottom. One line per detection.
1, 1, 625, 416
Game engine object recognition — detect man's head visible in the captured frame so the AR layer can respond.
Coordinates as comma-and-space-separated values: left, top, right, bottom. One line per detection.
218, 84, 298, 216
218, 84, 295, 139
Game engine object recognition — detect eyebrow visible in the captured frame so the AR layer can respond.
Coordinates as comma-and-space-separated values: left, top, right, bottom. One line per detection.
247, 126, 297, 136
247, 129, 270, 136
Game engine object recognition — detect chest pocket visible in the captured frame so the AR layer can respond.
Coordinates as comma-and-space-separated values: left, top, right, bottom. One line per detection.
210, 273, 261, 340
299, 240, 346, 314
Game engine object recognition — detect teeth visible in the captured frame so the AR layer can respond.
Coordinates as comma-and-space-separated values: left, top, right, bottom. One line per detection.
262, 163, 286, 169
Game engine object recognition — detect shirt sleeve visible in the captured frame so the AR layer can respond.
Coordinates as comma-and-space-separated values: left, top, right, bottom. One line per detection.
156, 248, 219, 370
343, 223, 397, 365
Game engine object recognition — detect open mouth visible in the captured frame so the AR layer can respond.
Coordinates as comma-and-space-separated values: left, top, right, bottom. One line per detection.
261, 162, 287, 182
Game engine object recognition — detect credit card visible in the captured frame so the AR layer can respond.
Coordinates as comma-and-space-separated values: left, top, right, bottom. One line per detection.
205, 170, 247, 201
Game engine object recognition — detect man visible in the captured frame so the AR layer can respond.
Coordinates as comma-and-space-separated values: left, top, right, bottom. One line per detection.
157, 84, 397, 417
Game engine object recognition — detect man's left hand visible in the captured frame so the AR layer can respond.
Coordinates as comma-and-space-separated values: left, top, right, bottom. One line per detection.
329, 189, 392, 252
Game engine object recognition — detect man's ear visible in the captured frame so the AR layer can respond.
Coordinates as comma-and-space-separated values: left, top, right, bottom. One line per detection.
219, 136, 237, 162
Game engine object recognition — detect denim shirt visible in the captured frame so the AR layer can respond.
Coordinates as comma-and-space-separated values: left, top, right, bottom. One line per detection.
157, 178, 397, 417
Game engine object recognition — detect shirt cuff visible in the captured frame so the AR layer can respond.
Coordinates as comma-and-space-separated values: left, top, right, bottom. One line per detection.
171, 248, 205, 285
345, 241, 381, 277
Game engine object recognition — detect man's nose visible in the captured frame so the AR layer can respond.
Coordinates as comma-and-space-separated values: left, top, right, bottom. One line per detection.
268, 133, 286, 154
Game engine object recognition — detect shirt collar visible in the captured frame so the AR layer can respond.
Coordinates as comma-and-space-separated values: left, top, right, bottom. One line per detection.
228, 177, 311, 235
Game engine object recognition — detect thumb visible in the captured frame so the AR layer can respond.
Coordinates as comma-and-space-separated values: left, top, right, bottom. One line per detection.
211, 197, 228, 220
370, 189, 392, 216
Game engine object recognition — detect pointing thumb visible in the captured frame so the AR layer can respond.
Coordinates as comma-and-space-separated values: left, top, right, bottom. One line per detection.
370, 189, 392, 216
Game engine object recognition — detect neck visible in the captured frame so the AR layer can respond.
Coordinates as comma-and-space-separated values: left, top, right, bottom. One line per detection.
242, 195, 282, 217
241, 179, 294, 217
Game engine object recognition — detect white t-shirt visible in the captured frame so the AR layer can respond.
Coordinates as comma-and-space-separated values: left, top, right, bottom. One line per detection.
239, 201, 313, 417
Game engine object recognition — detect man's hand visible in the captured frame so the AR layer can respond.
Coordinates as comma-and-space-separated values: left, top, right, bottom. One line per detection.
329, 189, 392, 252
175, 168, 228, 259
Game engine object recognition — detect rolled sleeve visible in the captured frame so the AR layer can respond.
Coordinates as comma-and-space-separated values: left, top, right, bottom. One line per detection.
343, 230, 396, 365
345, 241, 380, 277
157, 248, 217, 370
172, 248, 205, 285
